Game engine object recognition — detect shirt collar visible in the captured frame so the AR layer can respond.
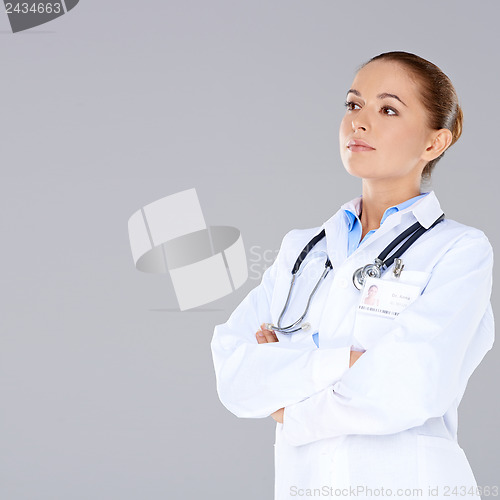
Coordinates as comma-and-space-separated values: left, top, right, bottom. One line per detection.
322, 190, 444, 269
343, 192, 430, 231
341, 191, 443, 231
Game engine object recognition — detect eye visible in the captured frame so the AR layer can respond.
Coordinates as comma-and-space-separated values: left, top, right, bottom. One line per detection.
344, 100, 360, 111
344, 101, 398, 116
381, 106, 398, 116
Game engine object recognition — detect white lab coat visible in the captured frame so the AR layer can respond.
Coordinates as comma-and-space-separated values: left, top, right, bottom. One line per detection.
211, 191, 495, 499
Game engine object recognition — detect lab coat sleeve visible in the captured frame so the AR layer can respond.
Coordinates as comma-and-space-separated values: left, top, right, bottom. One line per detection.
281, 231, 495, 446
211, 230, 352, 419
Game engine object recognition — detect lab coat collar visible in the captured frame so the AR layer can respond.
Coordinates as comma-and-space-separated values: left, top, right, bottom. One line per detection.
409, 190, 443, 228
337, 190, 443, 230
343, 192, 430, 231
322, 190, 444, 267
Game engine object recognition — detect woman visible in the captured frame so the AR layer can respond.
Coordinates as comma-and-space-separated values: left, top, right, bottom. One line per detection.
363, 284, 380, 307
211, 51, 495, 499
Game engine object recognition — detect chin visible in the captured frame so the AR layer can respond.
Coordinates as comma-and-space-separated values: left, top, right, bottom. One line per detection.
343, 163, 378, 179
342, 158, 395, 180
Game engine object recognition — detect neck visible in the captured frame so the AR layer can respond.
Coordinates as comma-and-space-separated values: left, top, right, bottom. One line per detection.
359, 179, 422, 238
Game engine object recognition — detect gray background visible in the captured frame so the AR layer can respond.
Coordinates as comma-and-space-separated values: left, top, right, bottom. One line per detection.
1, 1, 498, 499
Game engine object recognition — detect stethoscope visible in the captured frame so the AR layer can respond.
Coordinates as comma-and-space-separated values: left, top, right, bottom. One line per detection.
265, 213, 445, 334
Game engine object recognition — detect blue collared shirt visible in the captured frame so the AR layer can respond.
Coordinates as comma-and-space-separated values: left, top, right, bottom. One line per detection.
345, 192, 429, 257
312, 192, 429, 348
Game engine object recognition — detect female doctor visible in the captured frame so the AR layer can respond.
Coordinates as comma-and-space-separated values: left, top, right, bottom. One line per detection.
211, 51, 495, 499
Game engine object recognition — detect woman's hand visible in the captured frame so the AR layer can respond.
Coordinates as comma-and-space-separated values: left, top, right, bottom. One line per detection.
271, 407, 284, 423
256, 323, 279, 343
255, 325, 283, 420
350, 350, 364, 367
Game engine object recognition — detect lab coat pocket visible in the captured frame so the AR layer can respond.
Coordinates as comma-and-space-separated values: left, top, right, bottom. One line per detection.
351, 271, 432, 350
416, 435, 479, 496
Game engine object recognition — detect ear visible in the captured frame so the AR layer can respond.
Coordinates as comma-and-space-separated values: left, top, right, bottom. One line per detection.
422, 128, 453, 162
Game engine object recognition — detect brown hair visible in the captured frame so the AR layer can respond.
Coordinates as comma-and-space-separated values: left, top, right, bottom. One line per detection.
358, 51, 463, 181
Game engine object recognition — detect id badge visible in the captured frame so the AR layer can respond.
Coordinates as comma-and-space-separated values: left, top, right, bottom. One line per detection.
358, 276, 421, 318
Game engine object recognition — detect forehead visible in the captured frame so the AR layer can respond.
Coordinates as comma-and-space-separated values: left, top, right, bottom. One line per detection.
351, 60, 420, 103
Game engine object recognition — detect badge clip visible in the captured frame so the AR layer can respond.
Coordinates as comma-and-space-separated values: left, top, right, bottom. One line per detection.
393, 258, 405, 278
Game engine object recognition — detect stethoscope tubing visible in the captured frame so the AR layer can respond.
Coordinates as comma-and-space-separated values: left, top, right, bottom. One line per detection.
267, 213, 445, 335
376, 214, 445, 270
275, 261, 332, 334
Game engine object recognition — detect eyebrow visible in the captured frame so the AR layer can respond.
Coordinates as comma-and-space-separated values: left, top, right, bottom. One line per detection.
346, 88, 408, 107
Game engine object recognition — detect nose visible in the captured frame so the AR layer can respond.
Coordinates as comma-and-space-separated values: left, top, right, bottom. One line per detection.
351, 107, 369, 132
352, 117, 367, 132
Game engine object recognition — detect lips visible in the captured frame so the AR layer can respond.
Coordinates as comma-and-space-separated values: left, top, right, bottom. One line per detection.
347, 139, 375, 151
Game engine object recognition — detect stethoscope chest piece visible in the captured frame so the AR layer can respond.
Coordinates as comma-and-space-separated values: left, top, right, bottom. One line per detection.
352, 268, 365, 290
352, 258, 383, 290
266, 212, 445, 334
